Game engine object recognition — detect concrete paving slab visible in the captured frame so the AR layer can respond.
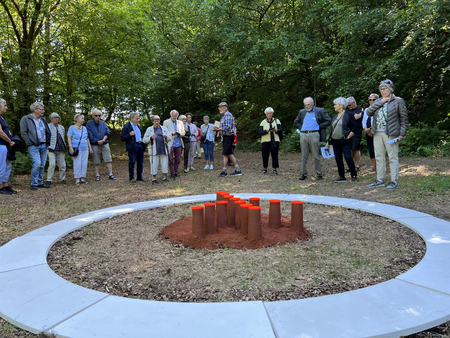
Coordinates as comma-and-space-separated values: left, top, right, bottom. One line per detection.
0, 264, 108, 334
265, 279, 450, 338
286, 194, 356, 206
231, 193, 290, 201
340, 200, 432, 219
395, 217, 450, 295
52, 296, 275, 338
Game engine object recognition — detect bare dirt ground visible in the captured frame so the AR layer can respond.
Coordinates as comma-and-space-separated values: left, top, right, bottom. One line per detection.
1, 144, 450, 337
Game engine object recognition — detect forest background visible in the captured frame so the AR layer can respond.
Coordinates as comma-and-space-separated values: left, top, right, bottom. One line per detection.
1, 0, 449, 155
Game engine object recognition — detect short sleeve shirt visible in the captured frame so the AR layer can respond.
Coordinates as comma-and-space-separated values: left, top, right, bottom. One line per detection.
68, 126, 89, 151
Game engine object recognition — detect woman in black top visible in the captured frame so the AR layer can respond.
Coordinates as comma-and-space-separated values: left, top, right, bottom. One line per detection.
326, 97, 357, 182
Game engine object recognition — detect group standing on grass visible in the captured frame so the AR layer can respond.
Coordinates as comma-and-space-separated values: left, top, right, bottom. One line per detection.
0, 78, 408, 194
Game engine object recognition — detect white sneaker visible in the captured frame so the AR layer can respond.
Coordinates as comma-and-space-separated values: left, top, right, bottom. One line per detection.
204, 165, 210, 170
190, 167, 196, 171
210, 165, 214, 170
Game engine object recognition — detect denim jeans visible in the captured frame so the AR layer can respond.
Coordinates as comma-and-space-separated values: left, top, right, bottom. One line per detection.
202, 140, 215, 162
128, 143, 144, 180
28, 144, 48, 186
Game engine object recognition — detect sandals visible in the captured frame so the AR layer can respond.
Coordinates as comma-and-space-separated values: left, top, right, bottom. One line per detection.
109, 174, 117, 180
95, 175, 100, 181
80, 180, 87, 184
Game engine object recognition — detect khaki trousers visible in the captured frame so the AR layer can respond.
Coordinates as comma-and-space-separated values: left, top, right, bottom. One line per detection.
300, 132, 321, 176
374, 131, 399, 182
47, 151, 66, 182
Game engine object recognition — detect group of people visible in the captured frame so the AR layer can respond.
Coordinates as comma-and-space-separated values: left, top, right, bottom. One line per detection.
0, 78, 408, 193
120, 102, 242, 184
287, 79, 408, 189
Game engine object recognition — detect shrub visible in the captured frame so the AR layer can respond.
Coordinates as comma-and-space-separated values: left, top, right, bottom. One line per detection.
399, 122, 445, 157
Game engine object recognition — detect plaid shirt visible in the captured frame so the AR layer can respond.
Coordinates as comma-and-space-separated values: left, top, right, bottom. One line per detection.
220, 111, 236, 136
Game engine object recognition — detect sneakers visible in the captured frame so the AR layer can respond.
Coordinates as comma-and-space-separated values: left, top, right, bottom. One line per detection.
190, 167, 196, 171
210, 165, 214, 170
336, 177, 347, 183
368, 179, 385, 188
152, 179, 159, 184
351, 177, 358, 183
109, 174, 117, 180
95, 175, 101, 181
5, 186, 17, 194
262, 170, 268, 175
204, 165, 210, 170
230, 170, 242, 176
0, 187, 12, 195
272, 170, 278, 175
219, 171, 228, 178
386, 181, 398, 190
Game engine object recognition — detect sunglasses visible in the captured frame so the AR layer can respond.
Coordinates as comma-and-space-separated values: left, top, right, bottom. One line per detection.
368, 99, 376, 101
381, 80, 392, 85
94, 115, 101, 117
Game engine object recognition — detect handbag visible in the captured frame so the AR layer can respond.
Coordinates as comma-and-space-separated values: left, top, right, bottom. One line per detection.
201, 125, 209, 142
69, 127, 83, 157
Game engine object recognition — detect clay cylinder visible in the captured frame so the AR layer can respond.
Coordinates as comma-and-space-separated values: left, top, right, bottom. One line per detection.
269, 199, 281, 229
204, 203, 216, 234
240, 203, 252, 235
216, 201, 228, 228
249, 197, 260, 206
191, 206, 205, 238
216, 191, 227, 202
223, 194, 234, 205
228, 197, 240, 228
235, 200, 246, 230
291, 201, 304, 231
248, 206, 262, 240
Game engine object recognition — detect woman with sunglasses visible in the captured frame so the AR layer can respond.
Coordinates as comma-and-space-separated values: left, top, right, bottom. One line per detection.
366, 79, 409, 190
362, 94, 379, 171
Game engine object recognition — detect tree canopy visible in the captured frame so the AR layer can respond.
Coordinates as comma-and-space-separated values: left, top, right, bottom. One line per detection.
1, 0, 449, 137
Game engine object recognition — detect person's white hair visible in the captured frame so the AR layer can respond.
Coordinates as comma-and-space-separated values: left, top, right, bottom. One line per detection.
151, 115, 160, 121
49, 112, 60, 119
129, 112, 139, 120
264, 107, 274, 114
303, 97, 314, 104
0, 99, 6, 107
346, 96, 356, 103
368, 93, 379, 99
30, 102, 44, 112
333, 97, 348, 108
178, 114, 187, 121
74, 113, 84, 122
91, 108, 101, 116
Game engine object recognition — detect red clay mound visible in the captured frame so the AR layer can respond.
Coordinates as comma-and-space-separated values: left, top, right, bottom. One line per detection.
161, 214, 312, 250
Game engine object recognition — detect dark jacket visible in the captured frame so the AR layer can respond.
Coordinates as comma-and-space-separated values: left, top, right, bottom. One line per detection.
121, 122, 142, 153
7, 135, 22, 161
327, 112, 351, 144
86, 120, 110, 145
345, 106, 363, 137
20, 114, 51, 147
294, 107, 331, 142
366, 95, 409, 137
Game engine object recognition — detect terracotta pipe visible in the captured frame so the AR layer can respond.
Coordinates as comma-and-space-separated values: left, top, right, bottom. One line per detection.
204, 202, 216, 234
191, 206, 204, 238
248, 206, 262, 240
216, 201, 228, 228
240, 203, 252, 235
269, 199, 281, 229
228, 197, 240, 228
216, 191, 227, 202
223, 194, 234, 205
291, 201, 304, 231
234, 200, 246, 230
249, 197, 260, 207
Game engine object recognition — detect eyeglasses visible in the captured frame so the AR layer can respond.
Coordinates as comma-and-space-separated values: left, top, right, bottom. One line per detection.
153, 119, 160, 121
380, 87, 389, 91
368, 99, 376, 101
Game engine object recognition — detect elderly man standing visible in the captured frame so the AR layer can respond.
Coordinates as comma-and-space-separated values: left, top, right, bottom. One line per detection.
212, 102, 242, 177
294, 97, 331, 180
346, 97, 363, 171
45, 112, 67, 185
86, 109, 116, 181
20, 102, 52, 190
121, 112, 147, 183
163, 109, 185, 178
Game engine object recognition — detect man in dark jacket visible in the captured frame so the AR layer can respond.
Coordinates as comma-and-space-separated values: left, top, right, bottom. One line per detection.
87, 109, 116, 181
20, 102, 52, 190
345, 97, 363, 170
121, 112, 147, 183
294, 97, 331, 180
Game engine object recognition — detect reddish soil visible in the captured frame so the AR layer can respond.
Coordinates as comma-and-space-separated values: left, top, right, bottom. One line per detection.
161, 213, 312, 249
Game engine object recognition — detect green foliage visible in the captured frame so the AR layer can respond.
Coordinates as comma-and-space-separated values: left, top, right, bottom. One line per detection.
399, 123, 447, 157
279, 131, 301, 153
10, 152, 33, 176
